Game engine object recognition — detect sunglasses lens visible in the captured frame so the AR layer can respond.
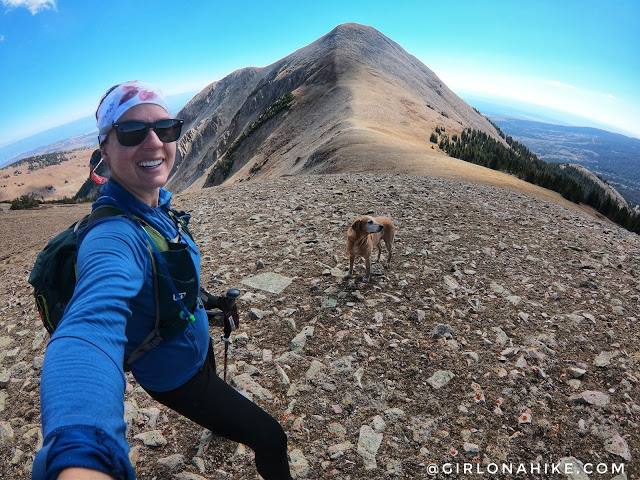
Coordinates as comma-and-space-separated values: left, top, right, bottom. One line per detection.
114, 121, 148, 147
113, 119, 183, 146
153, 119, 183, 143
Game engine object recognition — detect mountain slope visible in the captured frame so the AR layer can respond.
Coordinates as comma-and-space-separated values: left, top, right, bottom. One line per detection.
167, 23, 503, 193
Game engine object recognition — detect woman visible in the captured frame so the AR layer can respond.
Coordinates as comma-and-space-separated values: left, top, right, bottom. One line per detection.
33, 81, 293, 480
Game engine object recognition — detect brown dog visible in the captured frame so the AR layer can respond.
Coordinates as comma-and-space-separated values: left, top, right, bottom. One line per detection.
346, 215, 396, 282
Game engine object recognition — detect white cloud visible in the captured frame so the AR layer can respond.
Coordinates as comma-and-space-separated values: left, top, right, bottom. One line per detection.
548, 80, 576, 89
601, 93, 616, 99
1, 0, 56, 14
0, 35, 4, 42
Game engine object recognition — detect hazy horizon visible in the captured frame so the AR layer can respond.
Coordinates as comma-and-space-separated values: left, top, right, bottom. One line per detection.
3, 89, 636, 152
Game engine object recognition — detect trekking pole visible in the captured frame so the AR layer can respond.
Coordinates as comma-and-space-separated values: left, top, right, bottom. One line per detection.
222, 336, 231, 382
221, 288, 240, 382
203, 288, 240, 381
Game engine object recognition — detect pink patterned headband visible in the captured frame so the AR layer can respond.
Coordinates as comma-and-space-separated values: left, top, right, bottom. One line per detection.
96, 80, 171, 143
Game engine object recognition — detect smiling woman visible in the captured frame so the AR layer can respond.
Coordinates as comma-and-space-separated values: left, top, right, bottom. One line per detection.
100, 103, 177, 206
94, 81, 179, 207
32, 80, 294, 480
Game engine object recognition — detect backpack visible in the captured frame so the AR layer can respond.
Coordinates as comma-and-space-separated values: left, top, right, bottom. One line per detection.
28, 205, 200, 367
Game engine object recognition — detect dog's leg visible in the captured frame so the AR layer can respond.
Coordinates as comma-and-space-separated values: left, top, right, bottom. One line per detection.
345, 254, 355, 279
385, 241, 392, 268
363, 255, 371, 282
376, 243, 382, 263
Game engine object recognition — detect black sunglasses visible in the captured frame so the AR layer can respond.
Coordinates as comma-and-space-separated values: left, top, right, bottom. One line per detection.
111, 118, 184, 147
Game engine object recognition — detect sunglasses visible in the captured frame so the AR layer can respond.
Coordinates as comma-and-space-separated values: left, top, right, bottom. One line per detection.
111, 118, 184, 147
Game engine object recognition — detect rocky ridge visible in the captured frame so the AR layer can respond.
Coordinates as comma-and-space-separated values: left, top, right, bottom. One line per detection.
568, 164, 630, 211
1, 173, 639, 479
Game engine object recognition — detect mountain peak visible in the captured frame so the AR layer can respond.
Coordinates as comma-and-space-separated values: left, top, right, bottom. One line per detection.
307, 22, 405, 63
168, 24, 501, 192
325, 22, 382, 40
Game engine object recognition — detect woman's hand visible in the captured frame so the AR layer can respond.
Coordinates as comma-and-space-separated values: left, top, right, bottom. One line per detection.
58, 468, 116, 479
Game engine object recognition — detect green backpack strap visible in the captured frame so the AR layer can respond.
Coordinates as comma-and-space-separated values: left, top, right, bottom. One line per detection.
84, 205, 170, 251
124, 217, 165, 368
140, 224, 169, 251
122, 213, 197, 368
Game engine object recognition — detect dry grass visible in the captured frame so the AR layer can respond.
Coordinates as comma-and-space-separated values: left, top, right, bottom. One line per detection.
0, 142, 600, 221
294, 125, 598, 218
0, 147, 95, 202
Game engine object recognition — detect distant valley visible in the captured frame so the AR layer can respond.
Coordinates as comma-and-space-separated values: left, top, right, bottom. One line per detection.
488, 117, 640, 209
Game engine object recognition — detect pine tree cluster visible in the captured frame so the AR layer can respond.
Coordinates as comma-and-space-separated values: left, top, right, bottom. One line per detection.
434, 126, 640, 234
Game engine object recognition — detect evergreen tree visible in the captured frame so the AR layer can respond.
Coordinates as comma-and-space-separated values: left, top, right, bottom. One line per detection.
436, 126, 639, 234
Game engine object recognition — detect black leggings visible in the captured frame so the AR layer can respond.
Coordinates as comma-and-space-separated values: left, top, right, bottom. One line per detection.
144, 341, 293, 480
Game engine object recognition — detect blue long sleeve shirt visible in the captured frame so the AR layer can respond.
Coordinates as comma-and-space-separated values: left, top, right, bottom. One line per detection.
33, 181, 210, 479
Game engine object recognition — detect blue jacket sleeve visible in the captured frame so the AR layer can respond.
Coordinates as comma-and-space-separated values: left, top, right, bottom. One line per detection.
33, 217, 149, 479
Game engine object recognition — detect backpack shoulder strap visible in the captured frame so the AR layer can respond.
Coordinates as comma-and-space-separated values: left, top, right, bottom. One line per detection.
74, 205, 124, 233
140, 222, 170, 252
88, 205, 124, 223
80, 205, 171, 252
122, 214, 187, 368
123, 218, 195, 369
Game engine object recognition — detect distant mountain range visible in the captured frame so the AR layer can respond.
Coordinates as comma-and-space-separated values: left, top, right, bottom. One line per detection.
458, 93, 638, 135
0, 117, 96, 168
0, 91, 198, 168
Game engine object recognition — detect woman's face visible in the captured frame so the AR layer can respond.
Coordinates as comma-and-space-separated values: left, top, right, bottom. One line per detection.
101, 103, 176, 206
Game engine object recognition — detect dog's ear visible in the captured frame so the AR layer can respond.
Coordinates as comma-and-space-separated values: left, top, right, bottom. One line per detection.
351, 218, 362, 231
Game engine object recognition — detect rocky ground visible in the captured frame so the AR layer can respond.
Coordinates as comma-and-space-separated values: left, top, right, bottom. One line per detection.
1, 173, 639, 479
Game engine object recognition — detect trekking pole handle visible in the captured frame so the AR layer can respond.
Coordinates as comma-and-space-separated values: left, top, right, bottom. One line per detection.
223, 288, 240, 331
203, 288, 240, 316
219, 288, 240, 346
225, 288, 240, 306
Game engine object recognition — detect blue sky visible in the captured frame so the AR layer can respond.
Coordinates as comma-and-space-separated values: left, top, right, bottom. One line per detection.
0, 0, 638, 147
